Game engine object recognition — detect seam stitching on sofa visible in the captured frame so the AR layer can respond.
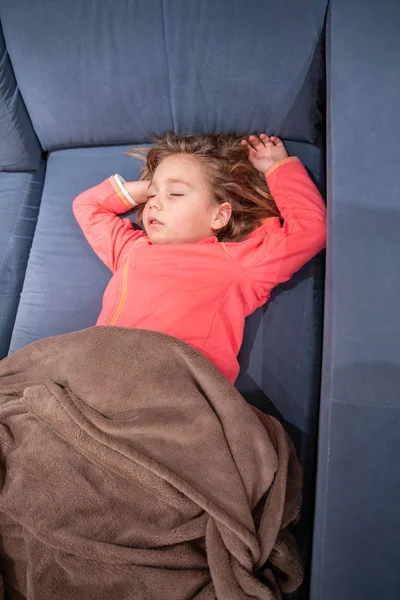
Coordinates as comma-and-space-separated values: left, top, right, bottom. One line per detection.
160, 0, 176, 131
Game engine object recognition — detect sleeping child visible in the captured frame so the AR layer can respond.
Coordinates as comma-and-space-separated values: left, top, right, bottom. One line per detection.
73, 132, 326, 383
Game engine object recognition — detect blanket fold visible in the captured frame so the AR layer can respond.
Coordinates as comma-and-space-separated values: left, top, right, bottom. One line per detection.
0, 326, 302, 599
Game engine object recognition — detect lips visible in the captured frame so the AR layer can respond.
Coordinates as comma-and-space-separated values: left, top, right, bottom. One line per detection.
148, 217, 163, 226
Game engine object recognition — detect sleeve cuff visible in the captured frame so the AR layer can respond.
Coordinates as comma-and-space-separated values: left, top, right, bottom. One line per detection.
264, 156, 301, 178
112, 174, 138, 207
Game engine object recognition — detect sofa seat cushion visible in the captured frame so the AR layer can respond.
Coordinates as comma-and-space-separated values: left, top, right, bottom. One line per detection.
9, 143, 325, 586
9, 143, 325, 450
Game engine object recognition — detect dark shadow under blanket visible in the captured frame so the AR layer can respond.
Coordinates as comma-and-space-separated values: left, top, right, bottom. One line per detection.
0, 326, 303, 599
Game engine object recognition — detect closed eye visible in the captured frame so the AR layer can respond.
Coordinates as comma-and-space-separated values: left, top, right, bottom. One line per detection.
147, 194, 184, 198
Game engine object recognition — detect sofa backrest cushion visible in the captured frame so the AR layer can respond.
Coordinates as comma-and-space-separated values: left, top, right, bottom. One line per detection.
0, 0, 327, 150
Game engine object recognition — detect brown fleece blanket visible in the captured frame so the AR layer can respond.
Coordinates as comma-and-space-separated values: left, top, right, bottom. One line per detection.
0, 326, 302, 599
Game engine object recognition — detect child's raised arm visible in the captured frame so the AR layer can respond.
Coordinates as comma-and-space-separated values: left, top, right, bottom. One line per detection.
72, 176, 149, 273
238, 134, 326, 299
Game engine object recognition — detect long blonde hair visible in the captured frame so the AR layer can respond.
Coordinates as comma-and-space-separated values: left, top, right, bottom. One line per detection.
125, 132, 280, 242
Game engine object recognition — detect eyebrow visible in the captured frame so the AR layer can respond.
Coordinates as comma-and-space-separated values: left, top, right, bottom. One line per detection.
150, 177, 192, 187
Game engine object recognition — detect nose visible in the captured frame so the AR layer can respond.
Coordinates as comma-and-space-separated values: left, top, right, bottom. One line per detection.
148, 194, 163, 211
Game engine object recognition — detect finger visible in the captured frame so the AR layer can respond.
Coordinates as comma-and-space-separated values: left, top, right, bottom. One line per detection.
261, 134, 277, 147
260, 133, 272, 145
241, 139, 257, 155
243, 136, 257, 150
241, 139, 254, 151
249, 135, 266, 150
270, 136, 284, 145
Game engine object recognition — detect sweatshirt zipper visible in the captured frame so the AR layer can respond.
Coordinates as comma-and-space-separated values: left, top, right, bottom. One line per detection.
109, 258, 129, 326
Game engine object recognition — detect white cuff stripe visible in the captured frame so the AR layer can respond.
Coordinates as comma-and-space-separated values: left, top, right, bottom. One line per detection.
113, 174, 137, 206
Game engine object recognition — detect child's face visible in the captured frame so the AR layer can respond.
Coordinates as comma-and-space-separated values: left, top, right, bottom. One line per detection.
142, 154, 231, 244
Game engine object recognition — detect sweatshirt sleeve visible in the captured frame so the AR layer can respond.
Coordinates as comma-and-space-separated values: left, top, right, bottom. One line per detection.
72, 175, 147, 273
243, 156, 327, 299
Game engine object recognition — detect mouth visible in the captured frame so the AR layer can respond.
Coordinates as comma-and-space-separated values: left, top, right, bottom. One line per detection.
147, 216, 164, 227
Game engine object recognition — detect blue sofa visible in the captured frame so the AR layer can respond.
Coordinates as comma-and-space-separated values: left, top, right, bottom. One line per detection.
0, 1, 399, 599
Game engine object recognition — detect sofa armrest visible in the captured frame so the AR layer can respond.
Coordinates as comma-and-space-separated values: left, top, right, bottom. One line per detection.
312, 1, 400, 599
0, 161, 45, 358
0, 23, 42, 171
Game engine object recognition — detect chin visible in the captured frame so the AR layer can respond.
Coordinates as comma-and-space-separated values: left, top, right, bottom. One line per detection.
147, 231, 168, 244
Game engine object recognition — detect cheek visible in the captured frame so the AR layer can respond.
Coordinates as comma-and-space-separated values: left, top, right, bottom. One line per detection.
174, 206, 208, 231
170, 211, 190, 233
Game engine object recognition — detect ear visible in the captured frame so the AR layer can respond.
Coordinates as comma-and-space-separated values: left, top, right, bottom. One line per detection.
212, 202, 232, 231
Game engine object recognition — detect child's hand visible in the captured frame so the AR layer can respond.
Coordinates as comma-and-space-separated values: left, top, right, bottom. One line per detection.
241, 134, 289, 174
122, 180, 151, 205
